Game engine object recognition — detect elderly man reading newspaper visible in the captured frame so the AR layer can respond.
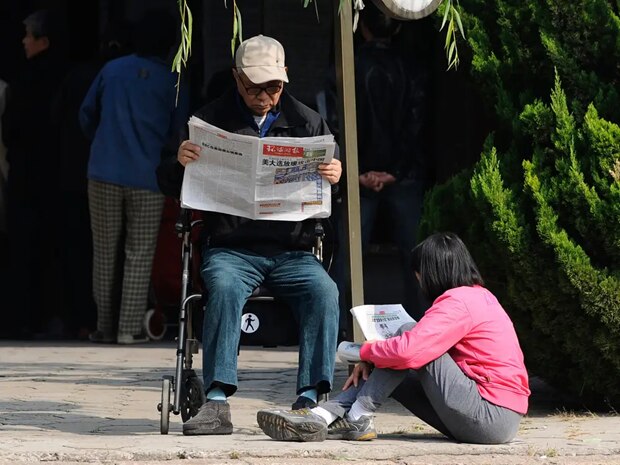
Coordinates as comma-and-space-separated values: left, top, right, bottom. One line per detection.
157, 35, 342, 436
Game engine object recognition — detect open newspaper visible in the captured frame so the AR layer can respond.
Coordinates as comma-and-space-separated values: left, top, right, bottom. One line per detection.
336, 304, 416, 363
181, 116, 336, 221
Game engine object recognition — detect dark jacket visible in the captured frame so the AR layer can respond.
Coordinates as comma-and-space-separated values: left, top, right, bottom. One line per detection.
52, 60, 102, 193
354, 40, 427, 182
157, 88, 335, 256
2, 49, 67, 194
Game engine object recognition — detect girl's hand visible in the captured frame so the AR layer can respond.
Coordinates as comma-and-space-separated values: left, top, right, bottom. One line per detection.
342, 361, 373, 390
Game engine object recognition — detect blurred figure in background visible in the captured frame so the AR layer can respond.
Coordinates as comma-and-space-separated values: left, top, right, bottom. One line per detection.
0, 77, 7, 238
79, 9, 188, 345
51, 23, 131, 339
329, 3, 430, 331
2, 9, 68, 338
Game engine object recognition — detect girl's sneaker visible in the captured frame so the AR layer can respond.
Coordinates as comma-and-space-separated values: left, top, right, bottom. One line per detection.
327, 415, 377, 441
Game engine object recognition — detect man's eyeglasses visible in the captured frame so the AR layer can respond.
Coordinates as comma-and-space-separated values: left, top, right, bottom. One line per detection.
242, 83, 283, 96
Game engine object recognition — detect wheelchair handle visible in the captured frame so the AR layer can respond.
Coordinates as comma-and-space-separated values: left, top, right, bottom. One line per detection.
175, 208, 192, 234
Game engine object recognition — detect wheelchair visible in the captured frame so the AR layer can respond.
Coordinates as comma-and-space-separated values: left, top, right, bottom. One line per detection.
157, 207, 328, 434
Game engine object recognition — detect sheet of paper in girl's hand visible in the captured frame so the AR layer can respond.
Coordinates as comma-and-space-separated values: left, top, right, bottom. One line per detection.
350, 304, 416, 341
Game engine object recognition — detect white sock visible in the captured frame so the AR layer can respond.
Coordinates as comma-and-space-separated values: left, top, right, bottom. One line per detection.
347, 400, 373, 421
310, 406, 338, 425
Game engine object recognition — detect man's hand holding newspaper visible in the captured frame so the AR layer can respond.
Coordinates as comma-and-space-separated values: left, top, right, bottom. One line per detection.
179, 116, 337, 221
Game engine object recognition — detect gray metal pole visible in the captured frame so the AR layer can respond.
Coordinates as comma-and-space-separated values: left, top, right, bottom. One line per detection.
334, 0, 365, 343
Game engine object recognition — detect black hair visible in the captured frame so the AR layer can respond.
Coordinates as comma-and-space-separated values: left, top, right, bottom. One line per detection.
359, 1, 401, 39
134, 9, 176, 59
23, 9, 62, 42
100, 21, 132, 61
412, 232, 484, 301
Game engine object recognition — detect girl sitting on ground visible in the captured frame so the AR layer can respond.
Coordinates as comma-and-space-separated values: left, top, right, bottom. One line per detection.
257, 231, 530, 444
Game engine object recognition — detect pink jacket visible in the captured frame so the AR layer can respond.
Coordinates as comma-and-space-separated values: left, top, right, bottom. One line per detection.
359, 285, 530, 414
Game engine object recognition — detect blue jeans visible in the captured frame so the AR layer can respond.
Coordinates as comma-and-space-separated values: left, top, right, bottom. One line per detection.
199, 247, 339, 397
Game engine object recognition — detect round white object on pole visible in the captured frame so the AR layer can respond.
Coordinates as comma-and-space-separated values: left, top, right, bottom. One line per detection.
371, 0, 444, 20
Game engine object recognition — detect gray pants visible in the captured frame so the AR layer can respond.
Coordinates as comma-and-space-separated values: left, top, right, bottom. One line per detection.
322, 324, 522, 444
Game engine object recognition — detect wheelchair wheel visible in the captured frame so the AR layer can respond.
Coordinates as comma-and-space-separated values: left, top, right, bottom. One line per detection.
159, 377, 171, 434
144, 308, 167, 341
180, 371, 205, 422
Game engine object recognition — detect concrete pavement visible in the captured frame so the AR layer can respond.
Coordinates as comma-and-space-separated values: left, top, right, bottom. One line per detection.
0, 340, 619, 465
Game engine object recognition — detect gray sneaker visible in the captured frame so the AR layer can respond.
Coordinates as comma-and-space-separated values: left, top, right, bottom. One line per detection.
182, 400, 233, 435
257, 408, 327, 442
327, 415, 377, 441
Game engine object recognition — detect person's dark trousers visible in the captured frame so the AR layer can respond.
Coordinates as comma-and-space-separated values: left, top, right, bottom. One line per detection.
5, 176, 44, 337
57, 190, 96, 337
200, 247, 339, 397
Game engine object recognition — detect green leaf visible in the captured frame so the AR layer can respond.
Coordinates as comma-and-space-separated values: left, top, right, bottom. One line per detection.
448, 39, 457, 63
172, 40, 182, 66
231, 8, 237, 58
441, 0, 451, 30
187, 5, 193, 54
235, 3, 243, 43
453, 8, 465, 39
445, 19, 454, 49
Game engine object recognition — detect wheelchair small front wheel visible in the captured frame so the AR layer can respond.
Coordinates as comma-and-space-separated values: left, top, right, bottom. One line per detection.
180, 372, 205, 422
159, 377, 171, 434
144, 308, 167, 341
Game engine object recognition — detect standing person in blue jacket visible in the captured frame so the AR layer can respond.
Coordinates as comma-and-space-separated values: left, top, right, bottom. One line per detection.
79, 10, 188, 345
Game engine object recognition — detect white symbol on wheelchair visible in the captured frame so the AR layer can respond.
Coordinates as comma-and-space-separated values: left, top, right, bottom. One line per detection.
241, 313, 259, 333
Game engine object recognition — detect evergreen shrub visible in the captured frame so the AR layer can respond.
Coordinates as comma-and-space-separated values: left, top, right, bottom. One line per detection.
420, 0, 620, 405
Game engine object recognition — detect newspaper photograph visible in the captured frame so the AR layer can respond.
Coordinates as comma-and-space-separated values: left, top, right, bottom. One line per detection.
350, 304, 416, 341
181, 116, 336, 221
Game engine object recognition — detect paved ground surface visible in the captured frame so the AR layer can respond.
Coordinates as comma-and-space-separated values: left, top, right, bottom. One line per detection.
0, 340, 619, 465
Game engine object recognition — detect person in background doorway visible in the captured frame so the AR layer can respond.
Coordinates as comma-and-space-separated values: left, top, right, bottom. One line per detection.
51, 23, 131, 339
330, 2, 430, 332
79, 10, 188, 345
0, 77, 8, 236
2, 9, 67, 338
0, 77, 8, 306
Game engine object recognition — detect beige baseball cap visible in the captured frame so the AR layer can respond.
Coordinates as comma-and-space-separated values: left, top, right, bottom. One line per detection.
235, 35, 289, 84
